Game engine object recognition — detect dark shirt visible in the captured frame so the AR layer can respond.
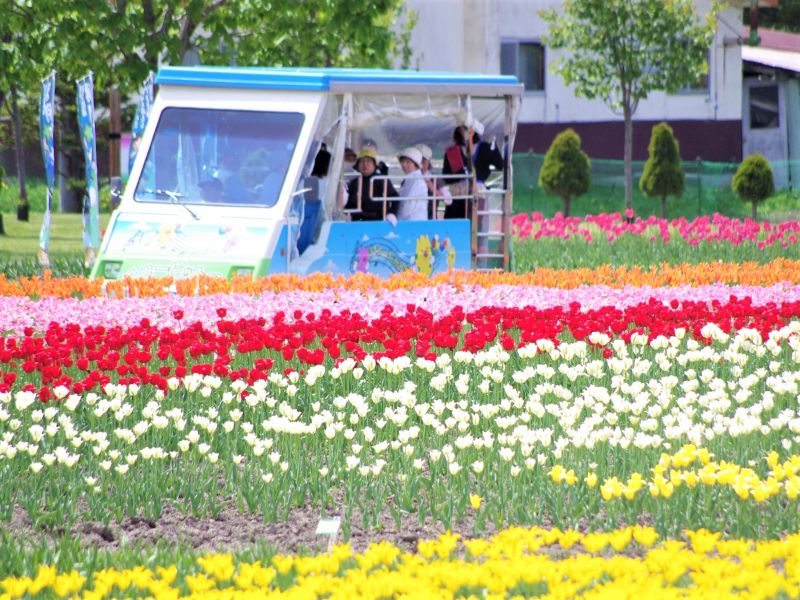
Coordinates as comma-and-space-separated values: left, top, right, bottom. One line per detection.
345, 173, 398, 221
443, 144, 470, 220
222, 174, 248, 203
473, 140, 504, 182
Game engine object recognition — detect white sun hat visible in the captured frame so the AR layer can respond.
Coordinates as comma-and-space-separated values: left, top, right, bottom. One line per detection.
416, 143, 433, 162
398, 146, 423, 168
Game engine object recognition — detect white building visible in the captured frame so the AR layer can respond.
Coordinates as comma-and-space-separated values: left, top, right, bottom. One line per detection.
403, 0, 780, 165
742, 28, 800, 188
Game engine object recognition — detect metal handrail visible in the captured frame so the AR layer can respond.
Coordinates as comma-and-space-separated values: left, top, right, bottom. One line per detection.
338, 171, 508, 224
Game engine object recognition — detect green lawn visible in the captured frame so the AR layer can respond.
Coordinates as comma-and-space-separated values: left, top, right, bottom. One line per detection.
0, 212, 111, 278
0, 212, 111, 256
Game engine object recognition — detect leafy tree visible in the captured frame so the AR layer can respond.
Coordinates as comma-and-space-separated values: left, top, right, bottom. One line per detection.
0, 1, 52, 219
732, 154, 774, 220
542, 0, 717, 213
6, 0, 415, 98
205, 0, 416, 68
640, 122, 684, 219
539, 128, 591, 217
2, 0, 416, 214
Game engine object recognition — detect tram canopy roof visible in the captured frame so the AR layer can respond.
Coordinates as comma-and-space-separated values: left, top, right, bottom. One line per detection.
156, 66, 523, 96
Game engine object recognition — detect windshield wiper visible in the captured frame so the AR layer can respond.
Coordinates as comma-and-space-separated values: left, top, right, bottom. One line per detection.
138, 188, 199, 221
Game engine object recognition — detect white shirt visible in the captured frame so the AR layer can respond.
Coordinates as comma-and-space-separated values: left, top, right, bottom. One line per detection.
396, 169, 429, 221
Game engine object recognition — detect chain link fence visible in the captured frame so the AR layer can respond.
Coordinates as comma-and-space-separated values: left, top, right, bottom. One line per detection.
512, 153, 800, 219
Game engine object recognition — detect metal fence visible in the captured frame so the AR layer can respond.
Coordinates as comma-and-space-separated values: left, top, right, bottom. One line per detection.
512, 152, 800, 219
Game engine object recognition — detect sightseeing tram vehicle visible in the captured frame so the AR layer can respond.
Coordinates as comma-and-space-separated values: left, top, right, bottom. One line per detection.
91, 66, 522, 280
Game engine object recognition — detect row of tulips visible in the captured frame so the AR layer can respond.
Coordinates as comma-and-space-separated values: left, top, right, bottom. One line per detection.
3, 297, 800, 395
512, 211, 800, 248
3, 526, 798, 599
4, 283, 800, 334
2, 304, 800, 537
2, 258, 800, 298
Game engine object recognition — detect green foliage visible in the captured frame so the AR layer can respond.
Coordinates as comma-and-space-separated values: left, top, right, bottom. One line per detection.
202, 0, 415, 69
513, 233, 800, 272
538, 129, 590, 216
1, 0, 416, 98
745, 0, 800, 33
640, 122, 685, 217
733, 154, 775, 219
0, 532, 277, 581
733, 155, 775, 203
2, 0, 416, 204
0, 4, 49, 100
542, 0, 717, 112
541, 0, 718, 210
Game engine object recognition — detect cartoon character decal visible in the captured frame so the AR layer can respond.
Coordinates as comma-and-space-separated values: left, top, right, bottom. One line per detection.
356, 246, 370, 273
350, 233, 455, 277
110, 218, 267, 260
157, 224, 178, 249
415, 235, 433, 277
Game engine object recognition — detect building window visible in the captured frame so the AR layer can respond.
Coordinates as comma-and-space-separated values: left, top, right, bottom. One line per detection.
676, 46, 710, 93
678, 70, 710, 93
501, 41, 545, 92
750, 85, 779, 129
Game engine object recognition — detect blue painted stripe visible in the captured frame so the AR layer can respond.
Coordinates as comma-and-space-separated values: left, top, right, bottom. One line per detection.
156, 66, 520, 91
156, 68, 330, 90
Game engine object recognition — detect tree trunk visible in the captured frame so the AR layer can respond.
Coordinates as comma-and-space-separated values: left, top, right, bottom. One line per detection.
752, 200, 758, 221
0, 90, 4, 233
563, 195, 571, 218
623, 103, 633, 213
10, 85, 28, 221
661, 194, 667, 219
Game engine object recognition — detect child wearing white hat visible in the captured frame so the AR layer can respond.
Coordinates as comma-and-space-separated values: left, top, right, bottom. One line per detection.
394, 146, 429, 222
416, 143, 453, 217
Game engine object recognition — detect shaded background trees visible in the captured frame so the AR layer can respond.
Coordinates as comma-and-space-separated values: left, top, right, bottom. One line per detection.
0, 0, 415, 217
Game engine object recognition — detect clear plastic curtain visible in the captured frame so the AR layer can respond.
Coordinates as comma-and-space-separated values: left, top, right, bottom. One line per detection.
349, 94, 507, 170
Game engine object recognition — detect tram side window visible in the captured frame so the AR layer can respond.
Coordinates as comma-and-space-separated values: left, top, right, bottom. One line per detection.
134, 108, 305, 207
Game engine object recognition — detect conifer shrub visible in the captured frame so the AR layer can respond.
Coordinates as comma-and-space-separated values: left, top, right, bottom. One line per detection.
732, 154, 774, 220
640, 122, 684, 218
538, 128, 590, 217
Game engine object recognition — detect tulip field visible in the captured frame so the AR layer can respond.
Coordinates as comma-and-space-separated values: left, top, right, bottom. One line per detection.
1, 212, 800, 597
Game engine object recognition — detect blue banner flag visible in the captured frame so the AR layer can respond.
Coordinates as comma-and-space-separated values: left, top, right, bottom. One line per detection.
129, 72, 154, 172
37, 71, 56, 268
77, 72, 100, 266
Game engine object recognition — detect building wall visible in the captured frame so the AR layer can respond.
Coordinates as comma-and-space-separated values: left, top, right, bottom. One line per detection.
403, 0, 744, 161
787, 78, 800, 190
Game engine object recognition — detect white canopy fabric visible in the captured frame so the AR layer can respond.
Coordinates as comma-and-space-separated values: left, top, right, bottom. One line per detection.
742, 46, 800, 74
349, 94, 509, 168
